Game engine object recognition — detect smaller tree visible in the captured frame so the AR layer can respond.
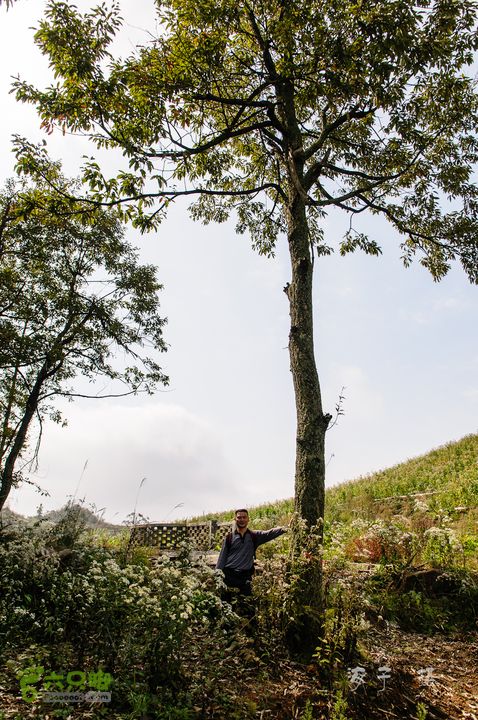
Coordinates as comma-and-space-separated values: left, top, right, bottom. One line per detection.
0, 171, 168, 511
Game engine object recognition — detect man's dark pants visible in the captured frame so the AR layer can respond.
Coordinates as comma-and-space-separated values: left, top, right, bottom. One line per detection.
223, 567, 253, 602
223, 568, 255, 622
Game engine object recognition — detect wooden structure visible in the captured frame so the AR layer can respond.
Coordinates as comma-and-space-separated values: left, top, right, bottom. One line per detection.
128, 520, 231, 554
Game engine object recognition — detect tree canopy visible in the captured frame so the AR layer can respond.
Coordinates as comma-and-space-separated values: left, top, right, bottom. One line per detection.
13, 0, 478, 533
16, 0, 478, 276
0, 170, 168, 510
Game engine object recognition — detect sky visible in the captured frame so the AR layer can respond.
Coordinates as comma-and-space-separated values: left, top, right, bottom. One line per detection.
1, 0, 477, 523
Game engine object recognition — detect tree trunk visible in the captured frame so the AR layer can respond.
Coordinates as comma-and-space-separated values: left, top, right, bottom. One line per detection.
276, 76, 331, 533
0, 361, 50, 512
279, 81, 331, 656
285, 192, 330, 533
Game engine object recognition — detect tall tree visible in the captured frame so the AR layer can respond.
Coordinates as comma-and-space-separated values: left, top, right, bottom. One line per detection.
0, 172, 168, 511
14, 0, 478, 533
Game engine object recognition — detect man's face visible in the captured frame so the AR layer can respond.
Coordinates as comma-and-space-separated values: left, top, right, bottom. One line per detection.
235, 511, 249, 529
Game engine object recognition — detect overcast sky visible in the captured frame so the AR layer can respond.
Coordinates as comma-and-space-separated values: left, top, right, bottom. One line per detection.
1, 1, 477, 523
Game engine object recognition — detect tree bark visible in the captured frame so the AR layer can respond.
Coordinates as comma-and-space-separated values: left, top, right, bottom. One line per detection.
0, 360, 51, 512
285, 191, 330, 534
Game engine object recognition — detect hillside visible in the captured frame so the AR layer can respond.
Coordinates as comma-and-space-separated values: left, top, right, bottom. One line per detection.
1, 435, 477, 719
325, 433, 478, 526
1, 502, 125, 530
5, 433, 477, 533
190, 433, 478, 535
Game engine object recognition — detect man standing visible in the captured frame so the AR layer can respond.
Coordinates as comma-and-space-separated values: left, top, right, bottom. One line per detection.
216, 509, 287, 598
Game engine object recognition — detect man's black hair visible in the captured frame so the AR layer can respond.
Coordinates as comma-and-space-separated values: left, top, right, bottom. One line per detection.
234, 508, 249, 515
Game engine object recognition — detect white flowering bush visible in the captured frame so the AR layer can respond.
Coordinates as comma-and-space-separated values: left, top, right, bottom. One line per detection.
344, 520, 417, 568
0, 511, 238, 716
423, 527, 463, 568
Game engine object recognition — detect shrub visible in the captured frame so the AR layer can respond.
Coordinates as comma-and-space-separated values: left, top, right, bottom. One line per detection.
367, 566, 478, 633
423, 527, 463, 568
0, 507, 239, 716
345, 521, 417, 568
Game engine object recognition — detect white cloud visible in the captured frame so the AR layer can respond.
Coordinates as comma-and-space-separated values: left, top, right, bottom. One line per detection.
10, 402, 238, 522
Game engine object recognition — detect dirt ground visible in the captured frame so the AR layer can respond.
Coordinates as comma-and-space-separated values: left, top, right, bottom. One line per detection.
243, 625, 478, 719
353, 624, 478, 720
1, 625, 477, 719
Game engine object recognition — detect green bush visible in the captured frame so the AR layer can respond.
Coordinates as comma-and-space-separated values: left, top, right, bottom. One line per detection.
0, 507, 239, 716
422, 527, 463, 568
367, 567, 478, 633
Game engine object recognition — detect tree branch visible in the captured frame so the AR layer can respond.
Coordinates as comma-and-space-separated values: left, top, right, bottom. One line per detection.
302, 105, 376, 163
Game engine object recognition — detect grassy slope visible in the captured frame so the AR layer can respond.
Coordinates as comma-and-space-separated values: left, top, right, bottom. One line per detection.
325, 432, 478, 529
189, 433, 478, 532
